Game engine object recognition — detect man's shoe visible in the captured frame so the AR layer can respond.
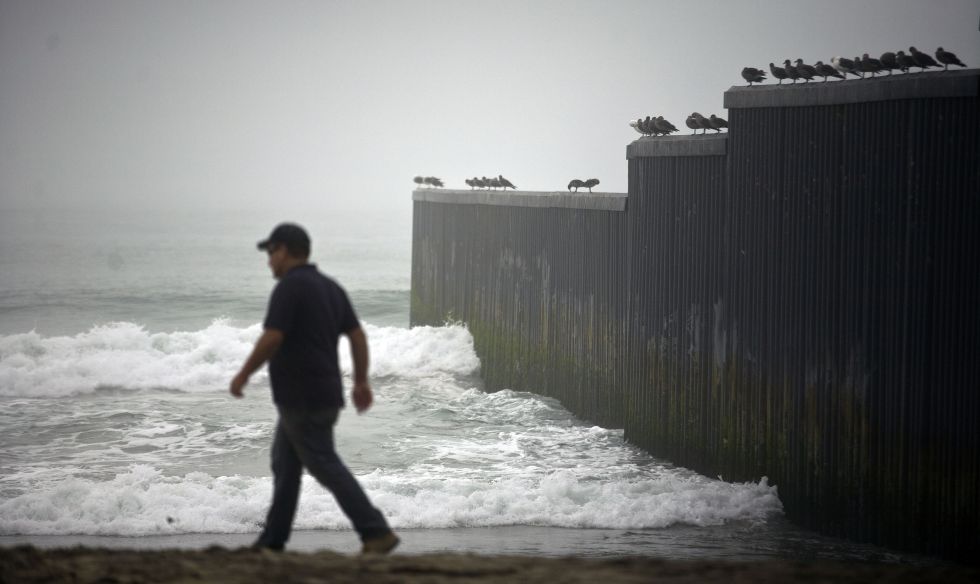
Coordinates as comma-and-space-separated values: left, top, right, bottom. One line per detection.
250, 541, 284, 552
361, 531, 399, 555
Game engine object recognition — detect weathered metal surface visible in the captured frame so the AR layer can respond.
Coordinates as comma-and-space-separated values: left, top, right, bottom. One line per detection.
410, 69, 980, 562
626, 133, 728, 158
411, 199, 628, 428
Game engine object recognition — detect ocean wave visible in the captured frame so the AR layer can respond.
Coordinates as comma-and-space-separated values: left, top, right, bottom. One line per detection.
0, 464, 782, 536
0, 321, 480, 397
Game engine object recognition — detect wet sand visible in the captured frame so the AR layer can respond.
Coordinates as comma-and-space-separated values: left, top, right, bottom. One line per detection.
3, 545, 978, 584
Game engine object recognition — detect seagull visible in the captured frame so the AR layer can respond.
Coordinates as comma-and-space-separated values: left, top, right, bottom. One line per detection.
691, 112, 712, 134
909, 46, 938, 71
488, 176, 502, 189
464, 178, 475, 190
795, 59, 816, 82
413, 176, 424, 188
685, 114, 699, 134
498, 175, 516, 190
641, 116, 657, 136
935, 47, 966, 70
568, 179, 585, 192
879, 52, 899, 75
814, 61, 845, 81
769, 62, 789, 84
859, 53, 884, 77
896, 51, 916, 73
708, 114, 728, 133
481, 176, 493, 189
741, 67, 767, 85
583, 178, 600, 193
831, 56, 860, 79
654, 116, 678, 135
783, 59, 800, 83
472, 177, 486, 189
424, 176, 444, 188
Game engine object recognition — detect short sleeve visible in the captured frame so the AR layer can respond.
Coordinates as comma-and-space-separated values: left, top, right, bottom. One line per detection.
338, 286, 360, 333
264, 279, 298, 333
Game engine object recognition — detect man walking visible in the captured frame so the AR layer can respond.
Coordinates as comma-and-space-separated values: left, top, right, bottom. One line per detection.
230, 222, 399, 554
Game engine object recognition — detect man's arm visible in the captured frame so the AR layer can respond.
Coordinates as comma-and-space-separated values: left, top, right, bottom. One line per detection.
347, 327, 372, 413
229, 328, 284, 398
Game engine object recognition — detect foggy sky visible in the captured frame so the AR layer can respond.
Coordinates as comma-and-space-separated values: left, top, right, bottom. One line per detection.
1, 0, 978, 218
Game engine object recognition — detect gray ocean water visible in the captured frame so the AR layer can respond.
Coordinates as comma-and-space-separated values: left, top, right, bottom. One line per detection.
0, 206, 938, 563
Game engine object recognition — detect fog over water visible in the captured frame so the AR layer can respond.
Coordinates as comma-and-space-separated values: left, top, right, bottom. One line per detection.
0, 0, 975, 563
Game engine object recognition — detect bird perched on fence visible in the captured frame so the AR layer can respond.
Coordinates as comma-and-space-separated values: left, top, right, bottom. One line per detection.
831, 56, 860, 78
654, 116, 679, 135
631, 117, 657, 137
685, 114, 699, 134
567, 179, 585, 192
769, 62, 788, 84
708, 114, 728, 133
859, 54, 884, 77
896, 51, 916, 73
909, 46, 938, 71
794, 59, 816, 82
413, 176, 424, 188
878, 52, 899, 75
629, 118, 645, 136
488, 176, 502, 189
814, 61, 845, 81
741, 67, 766, 85
690, 112, 712, 134
465, 178, 475, 190
582, 178, 600, 193
497, 175, 517, 190
782, 59, 801, 83
935, 47, 966, 70
423, 176, 444, 188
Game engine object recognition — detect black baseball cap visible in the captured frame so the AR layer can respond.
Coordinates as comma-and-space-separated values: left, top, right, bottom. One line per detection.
257, 223, 311, 254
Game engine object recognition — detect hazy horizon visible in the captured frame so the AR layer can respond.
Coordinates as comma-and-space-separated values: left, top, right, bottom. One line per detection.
1, 0, 978, 219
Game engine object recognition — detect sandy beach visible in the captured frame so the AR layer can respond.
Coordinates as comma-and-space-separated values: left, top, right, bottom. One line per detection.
3, 545, 979, 584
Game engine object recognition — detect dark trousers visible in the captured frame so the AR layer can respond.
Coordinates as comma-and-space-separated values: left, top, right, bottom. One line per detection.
255, 406, 390, 546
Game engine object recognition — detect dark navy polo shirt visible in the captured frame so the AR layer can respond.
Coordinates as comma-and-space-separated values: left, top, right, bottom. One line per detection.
263, 264, 359, 408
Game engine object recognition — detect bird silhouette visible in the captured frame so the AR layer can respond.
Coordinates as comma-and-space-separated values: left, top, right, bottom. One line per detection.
708, 114, 728, 133
878, 52, 899, 75
794, 59, 816, 82
741, 67, 766, 85
909, 46, 938, 71
413, 176, 424, 188
814, 61, 844, 81
423, 176, 444, 188
769, 62, 788, 84
935, 47, 966, 70
783, 59, 800, 83
498, 175, 516, 190
654, 116, 678, 135
583, 179, 600, 193
831, 56, 860, 79
691, 112, 712, 135
896, 51, 916, 73
859, 53, 884, 77
567, 179, 585, 192
685, 114, 699, 134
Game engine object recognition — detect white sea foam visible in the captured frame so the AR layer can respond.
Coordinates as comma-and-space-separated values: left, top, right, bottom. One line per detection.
0, 321, 479, 397
0, 464, 781, 536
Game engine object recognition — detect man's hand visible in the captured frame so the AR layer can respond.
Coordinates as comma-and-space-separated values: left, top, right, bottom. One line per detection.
352, 381, 373, 413
230, 372, 249, 398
